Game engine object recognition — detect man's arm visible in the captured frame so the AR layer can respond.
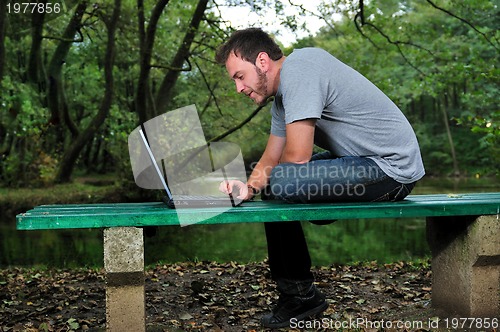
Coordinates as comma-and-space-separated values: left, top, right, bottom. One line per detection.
280, 118, 316, 164
246, 119, 316, 198
220, 133, 285, 200
220, 119, 316, 200
246, 133, 285, 191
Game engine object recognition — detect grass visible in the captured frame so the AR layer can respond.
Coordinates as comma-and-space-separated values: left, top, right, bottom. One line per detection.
0, 174, 151, 215
1, 182, 109, 202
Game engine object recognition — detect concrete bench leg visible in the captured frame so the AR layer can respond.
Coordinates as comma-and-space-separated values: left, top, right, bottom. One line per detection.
427, 215, 500, 317
104, 227, 145, 332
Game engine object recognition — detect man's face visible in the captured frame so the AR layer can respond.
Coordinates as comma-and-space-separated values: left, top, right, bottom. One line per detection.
225, 52, 269, 105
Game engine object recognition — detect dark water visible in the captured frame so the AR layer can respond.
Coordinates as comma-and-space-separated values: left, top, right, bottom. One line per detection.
1, 177, 498, 268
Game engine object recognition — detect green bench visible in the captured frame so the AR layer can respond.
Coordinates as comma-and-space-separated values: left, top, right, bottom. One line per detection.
16, 192, 500, 331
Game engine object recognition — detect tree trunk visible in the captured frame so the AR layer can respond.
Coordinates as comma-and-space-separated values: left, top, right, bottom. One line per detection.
46, 1, 87, 135
135, 0, 170, 124
440, 101, 460, 177
0, 0, 7, 82
0, 0, 7, 169
27, 1, 46, 88
55, 0, 121, 183
154, 0, 208, 114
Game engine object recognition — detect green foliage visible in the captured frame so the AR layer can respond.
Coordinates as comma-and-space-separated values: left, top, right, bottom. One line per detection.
308, 0, 498, 177
456, 110, 500, 172
0, 0, 498, 187
66, 318, 80, 331
0, 76, 50, 137
0, 75, 56, 186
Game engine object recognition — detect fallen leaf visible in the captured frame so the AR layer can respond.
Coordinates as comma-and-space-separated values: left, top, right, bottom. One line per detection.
179, 312, 193, 320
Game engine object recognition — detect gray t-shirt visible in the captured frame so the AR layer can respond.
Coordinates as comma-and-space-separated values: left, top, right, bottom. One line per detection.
270, 48, 425, 184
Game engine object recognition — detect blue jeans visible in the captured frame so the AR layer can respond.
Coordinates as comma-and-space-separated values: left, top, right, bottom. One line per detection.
263, 153, 416, 295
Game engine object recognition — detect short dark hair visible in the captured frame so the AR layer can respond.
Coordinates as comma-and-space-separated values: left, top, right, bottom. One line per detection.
215, 28, 283, 65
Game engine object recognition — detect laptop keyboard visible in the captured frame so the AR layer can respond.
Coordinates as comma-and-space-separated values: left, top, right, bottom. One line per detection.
175, 195, 229, 200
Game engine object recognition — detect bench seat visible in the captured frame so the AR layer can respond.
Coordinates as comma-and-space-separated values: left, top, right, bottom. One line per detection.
16, 192, 500, 331
16, 192, 500, 229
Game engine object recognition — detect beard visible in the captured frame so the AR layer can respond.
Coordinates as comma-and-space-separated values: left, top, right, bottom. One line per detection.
253, 67, 269, 106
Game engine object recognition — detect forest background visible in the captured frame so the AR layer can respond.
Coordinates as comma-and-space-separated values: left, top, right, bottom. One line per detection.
0, 0, 498, 194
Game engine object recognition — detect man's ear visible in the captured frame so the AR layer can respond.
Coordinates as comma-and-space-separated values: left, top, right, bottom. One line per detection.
255, 52, 271, 72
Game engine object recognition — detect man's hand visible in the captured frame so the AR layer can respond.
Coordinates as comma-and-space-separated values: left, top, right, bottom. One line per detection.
219, 180, 250, 200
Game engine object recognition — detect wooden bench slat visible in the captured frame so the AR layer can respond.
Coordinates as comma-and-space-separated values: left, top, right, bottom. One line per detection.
32, 192, 500, 210
16, 193, 500, 230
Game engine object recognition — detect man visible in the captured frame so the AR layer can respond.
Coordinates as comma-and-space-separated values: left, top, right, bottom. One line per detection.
216, 28, 425, 328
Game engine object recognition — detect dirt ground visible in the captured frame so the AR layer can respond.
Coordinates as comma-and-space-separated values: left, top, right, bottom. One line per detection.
0, 260, 475, 331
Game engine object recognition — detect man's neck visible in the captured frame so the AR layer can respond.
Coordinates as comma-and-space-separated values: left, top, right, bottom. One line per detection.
270, 56, 286, 95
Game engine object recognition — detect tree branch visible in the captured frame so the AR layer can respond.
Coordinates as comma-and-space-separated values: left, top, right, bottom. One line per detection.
286, 0, 336, 32
361, 21, 430, 76
150, 58, 192, 72
207, 104, 268, 143
426, 0, 498, 51
353, 2, 437, 77
354, 11, 380, 50
193, 58, 222, 117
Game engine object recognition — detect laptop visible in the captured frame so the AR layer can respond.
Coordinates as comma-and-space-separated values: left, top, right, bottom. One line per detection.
138, 129, 242, 209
